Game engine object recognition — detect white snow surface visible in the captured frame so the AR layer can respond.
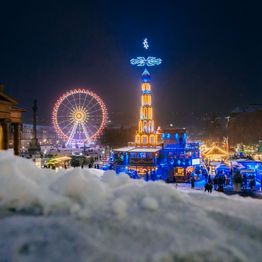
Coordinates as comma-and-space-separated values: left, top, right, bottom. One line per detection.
0, 151, 262, 262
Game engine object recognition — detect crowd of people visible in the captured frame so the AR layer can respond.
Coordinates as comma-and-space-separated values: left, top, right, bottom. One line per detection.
189, 166, 261, 193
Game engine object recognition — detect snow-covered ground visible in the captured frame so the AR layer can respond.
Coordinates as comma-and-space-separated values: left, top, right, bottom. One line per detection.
0, 151, 262, 262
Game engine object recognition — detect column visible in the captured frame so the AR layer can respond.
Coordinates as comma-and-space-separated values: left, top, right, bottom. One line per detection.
13, 123, 21, 155
0, 121, 4, 150
1, 120, 10, 150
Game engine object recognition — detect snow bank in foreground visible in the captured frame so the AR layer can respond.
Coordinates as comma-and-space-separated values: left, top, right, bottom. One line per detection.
0, 151, 262, 262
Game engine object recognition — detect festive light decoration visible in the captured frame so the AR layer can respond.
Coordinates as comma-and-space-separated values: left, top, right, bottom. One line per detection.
143, 38, 149, 50
130, 56, 162, 67
201, 145, 229, 161
52, 89, 107, 147
110, 39, 200, 182
111, 39, 201, 180
130, 38, 162, 70
130, 38, 162, 147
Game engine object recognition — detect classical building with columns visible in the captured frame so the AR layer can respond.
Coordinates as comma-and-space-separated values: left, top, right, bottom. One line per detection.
0, 84, 24, 155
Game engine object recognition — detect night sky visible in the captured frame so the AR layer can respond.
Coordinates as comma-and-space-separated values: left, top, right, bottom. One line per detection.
0, 1, 261, 126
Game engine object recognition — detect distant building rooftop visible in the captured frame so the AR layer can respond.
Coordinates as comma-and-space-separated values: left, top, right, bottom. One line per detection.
231, 104, 262, 114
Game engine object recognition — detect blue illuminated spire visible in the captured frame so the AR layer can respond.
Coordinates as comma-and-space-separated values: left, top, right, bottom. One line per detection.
142, 68, 150, 83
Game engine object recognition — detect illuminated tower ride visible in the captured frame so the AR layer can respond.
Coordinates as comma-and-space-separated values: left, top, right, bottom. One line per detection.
130, 38, 162, 147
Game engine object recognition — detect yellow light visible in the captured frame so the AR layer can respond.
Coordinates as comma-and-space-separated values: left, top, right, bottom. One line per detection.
70, 106, 88, 123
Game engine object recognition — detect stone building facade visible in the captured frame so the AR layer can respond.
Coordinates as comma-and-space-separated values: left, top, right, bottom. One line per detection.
0, 84, 24, 155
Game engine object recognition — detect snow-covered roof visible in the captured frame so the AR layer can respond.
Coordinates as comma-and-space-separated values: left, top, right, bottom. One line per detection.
113, 146, 162, 153
129, 147, 162, 153
113, 147, 135, 152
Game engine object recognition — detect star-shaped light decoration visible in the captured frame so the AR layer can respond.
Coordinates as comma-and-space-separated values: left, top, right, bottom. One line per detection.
143, 38, 149, 50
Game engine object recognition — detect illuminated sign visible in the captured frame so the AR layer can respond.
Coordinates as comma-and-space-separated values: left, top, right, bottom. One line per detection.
192, 158, 200, 165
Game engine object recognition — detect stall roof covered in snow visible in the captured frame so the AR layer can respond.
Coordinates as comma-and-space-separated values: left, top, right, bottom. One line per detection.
113, 146, 135, 152
129, 147, 162, 153
113, 146, 162, 153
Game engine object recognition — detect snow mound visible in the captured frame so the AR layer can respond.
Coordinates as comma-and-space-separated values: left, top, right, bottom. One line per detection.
0, 151, 262, 262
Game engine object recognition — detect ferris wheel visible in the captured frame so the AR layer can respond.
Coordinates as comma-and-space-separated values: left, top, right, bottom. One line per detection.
52, 89, 107, 147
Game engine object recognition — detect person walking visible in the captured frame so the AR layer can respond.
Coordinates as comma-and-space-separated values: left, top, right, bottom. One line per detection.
204, 182, 209, 192
145, 171, 149, 182
243, 174, 247, 190
209, 182, 213, 193
205, 181, 213, 193
191, 176, 195, 189
214, 175, 218, 190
